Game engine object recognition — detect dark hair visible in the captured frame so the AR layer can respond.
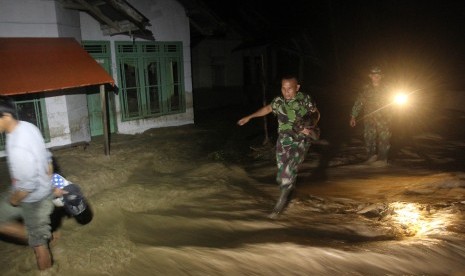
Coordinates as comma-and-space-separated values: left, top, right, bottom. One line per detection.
369, 66, 383, 74
281, 74, 299, 83
0, 96, 17, 119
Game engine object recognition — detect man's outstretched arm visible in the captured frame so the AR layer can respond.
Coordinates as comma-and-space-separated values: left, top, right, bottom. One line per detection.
237, 104, 272, 126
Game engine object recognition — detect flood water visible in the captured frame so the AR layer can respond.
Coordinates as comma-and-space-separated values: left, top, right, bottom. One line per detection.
1, 108, 465, 276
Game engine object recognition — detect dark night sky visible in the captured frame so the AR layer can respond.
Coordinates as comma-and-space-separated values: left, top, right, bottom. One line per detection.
333, 1, 465, 87
201, 0, 465, 90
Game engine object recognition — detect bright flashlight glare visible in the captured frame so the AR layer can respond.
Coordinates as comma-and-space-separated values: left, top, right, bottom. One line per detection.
394, 93, 408, 105
389, 202, 452, 237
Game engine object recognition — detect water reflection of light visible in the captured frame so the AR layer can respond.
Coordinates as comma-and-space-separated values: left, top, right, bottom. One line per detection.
389, 202, 453, 237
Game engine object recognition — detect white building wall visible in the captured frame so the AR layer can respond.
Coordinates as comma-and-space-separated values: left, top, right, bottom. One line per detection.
80, 0, 194, 134
0, 0, 81, 39
192, 38, 243, 88
191, 34, 244, 110
45, 95, 72, 146
55, 1, 82, 39
0, 0, 59, 37
66, 92, 91, 143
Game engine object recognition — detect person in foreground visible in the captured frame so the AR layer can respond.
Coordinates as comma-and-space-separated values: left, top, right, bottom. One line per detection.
238, 75, 320, 218
349, 66, 391, 166
0, 96, 54, 270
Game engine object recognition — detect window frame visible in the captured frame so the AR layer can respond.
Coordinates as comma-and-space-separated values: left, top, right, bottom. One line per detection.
0, 96, 50, 150
115, 41, 185, 121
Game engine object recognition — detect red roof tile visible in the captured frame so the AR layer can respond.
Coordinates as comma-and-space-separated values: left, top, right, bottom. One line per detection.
0, 37, 114, 95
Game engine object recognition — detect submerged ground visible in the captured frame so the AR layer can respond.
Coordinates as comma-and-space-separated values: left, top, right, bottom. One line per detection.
1, 105, 465, 276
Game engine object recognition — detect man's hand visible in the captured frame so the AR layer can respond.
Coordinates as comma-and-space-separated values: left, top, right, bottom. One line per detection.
9, 190, 30, 206
237, 105, 272, 126
300, 128, 312, 136
48, 161, 54, 177
53, 188, 68, 198
349, 116, 357, 127
237, 117, 250, 126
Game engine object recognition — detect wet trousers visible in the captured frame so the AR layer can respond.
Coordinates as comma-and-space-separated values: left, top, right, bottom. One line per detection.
275, 135, 311, 190
0, 192, 53, 247
364, 117, 391, 160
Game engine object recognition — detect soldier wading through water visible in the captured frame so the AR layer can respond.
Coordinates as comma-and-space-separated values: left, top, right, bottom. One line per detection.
349, 66, 392, 167
237, 74, 320, 219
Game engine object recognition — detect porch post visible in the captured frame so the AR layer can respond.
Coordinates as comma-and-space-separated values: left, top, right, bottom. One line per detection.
100, 84, 110, 155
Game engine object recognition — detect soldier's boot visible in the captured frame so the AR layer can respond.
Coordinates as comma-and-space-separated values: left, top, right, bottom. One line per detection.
365, 154, 378, 163
268, 185, 294, 219
371, 149, 389, 167
377, 147, 388, 162
364, 148, 377, 163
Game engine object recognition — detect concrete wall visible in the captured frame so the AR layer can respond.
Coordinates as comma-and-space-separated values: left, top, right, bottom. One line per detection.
191, 33, 245, 110
45, 95, 72, 147
0, 0, 59, 37
80, 0, 194, 134
0, 0, 81, 39
66, 92, 90, 143
55, 1, 81, 39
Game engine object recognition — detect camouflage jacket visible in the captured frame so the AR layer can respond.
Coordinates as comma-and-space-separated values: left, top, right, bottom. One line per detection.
351, 83, 391, 120
271, 92, 317, 139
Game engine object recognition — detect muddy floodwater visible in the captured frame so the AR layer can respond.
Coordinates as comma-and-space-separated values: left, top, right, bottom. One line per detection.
1, 108, 465, 276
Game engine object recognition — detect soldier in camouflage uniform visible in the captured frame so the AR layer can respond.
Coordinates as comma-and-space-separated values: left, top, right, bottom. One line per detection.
349, 66, 391, 165
237, 75, 320, 218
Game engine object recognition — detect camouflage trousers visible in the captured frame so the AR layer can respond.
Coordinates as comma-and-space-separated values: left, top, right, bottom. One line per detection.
275, 134, 311, 189
364, 117, 391, 160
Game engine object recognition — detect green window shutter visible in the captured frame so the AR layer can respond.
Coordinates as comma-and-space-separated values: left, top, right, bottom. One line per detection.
116, 41, 185, 121
0, 97, 50, 150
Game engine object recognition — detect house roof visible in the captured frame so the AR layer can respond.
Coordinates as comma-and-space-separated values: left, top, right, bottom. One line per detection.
176, 0, 227, 45
0, 37, 115, 96
59, 0, 153, 40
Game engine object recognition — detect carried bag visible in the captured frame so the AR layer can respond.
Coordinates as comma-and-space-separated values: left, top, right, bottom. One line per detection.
292, 113, 320, 141
51, 173, 88, 216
